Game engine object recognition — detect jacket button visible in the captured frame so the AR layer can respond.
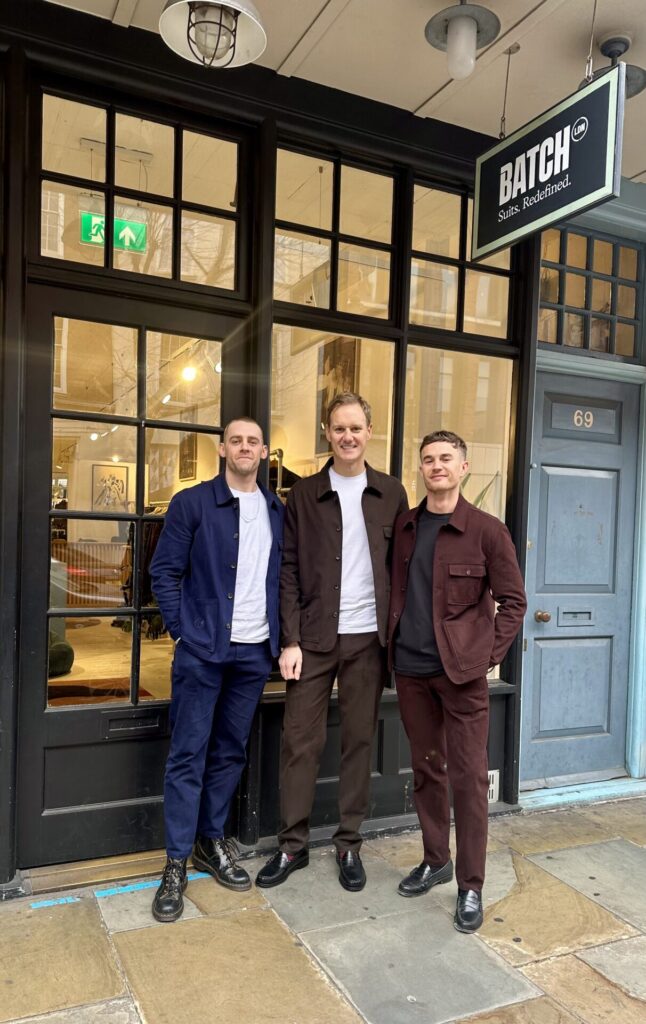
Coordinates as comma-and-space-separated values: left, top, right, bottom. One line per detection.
393, 612, 399, 618
195, 618, 204, 628
230, 563, 236, 569
332, 612, 338, 618
233, 532, 239, 539
336, 526, 341, 532
404, 558, 409, 564
401, 586, 405, 591
225, 623, 231, 630
466, 569, 471, 575
334, 584, 339, 590
335, 555, 341, 561
227, 593, 233, 600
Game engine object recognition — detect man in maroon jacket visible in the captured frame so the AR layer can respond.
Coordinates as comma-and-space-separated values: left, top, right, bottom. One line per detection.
389, 430, 526, 932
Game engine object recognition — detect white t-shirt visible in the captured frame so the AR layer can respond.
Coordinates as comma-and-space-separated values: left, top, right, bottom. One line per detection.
229, 488, 272, 644
328, 467, 377, 634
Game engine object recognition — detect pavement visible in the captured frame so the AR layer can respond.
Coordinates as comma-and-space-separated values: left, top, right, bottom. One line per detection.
1, 796, 645, 1024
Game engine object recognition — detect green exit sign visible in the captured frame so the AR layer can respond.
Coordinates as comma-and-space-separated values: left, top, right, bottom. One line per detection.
80, 211, 147, 253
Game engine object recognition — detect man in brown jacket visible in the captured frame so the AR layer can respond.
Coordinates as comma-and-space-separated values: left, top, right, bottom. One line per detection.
257, 392, 408, 892
389, 430, 526, 932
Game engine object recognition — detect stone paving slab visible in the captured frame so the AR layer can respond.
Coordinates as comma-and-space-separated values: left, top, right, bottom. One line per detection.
187, 875, 267, 915
3, 999, 142, 1024
529, 838, 646, 931
487, 809, 614, 856
576, 934, 646, 1000
0, 896, 125, 1023
364, 828, 504, 872
95, 880, 202, 932
577, 797, 646, 847
259, 846, 420, 933
303, 904, 540, 1024
522, 955, 646, 1024
452, 996, 580, 1023
113, 908, 362, 1024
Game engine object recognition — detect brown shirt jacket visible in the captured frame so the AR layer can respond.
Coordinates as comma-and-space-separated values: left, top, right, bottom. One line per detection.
388, 494, 527, 683
281, 459, 409, 652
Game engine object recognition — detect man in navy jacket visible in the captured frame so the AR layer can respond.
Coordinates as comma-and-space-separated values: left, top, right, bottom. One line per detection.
150, 417, 283, 922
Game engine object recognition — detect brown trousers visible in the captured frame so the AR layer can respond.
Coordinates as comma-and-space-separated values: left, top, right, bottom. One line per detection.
278, 632, 386, 853
395, 670, 490, 891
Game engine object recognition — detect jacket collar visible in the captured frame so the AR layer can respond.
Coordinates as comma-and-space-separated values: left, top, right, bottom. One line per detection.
212, 472, 282, 512
315, 457, 383, 501
402, 492, 470, 532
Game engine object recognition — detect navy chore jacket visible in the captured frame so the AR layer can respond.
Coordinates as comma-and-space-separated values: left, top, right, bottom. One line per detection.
150, 475, 284, 661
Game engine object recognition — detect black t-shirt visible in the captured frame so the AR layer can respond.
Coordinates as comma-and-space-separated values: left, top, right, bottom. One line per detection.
393, 509, 451, 677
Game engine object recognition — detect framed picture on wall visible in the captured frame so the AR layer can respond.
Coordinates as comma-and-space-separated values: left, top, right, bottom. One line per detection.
179, 407, 198, 481
91, 464, 128, 511
315, 336, 358, 455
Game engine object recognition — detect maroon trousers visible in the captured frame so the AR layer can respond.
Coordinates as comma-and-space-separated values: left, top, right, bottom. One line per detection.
395, 670, 489, 891
279, 632, 386, 854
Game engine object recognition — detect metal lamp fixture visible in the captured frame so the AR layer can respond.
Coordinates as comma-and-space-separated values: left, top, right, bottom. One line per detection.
425, 1, 500, 80
580, 34, 646, 99
159, 0, 267, 68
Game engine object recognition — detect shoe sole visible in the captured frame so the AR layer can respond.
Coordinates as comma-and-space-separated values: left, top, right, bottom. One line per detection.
255, 854, 309, 888
192, 854, 252, 891
152, 901, 184, 923
397, 863, 454, 898
453, 914, 483, 933
338, 874, 366, 892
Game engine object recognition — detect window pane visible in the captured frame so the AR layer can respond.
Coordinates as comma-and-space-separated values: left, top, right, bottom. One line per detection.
591, 277, 611, 313
593, 239, 613, 275
541, 228, 561, 263
274, 230, 331, 306
340, 167, 393, 243
145, 428, 220, 508
183, 131, 237, 209
180, 211, 236, 289
47, 614, 133, 706
412, 186, 460, 258
115, 114, 174, 197
409, 259, 458, 330
564, 312, 584, 348
53, 318, 138, 417
337, 244, 390, 318
540, 267, 559, 304
466, 199, 511, 267
51, 520, 132, 609
146, 332, 222, 425
42, 96, 106, 182
565, 272, 586, 308
538, 307, 558, 344
590, 318, 610, 352
52, 419, 137, 513
403, 346, 513, 512
275, 150, 333, 231
619, 246, 638, 280
617, 284, 636, 319
567, 233, 588, 268
139, 626, 174, 701
41, 182, 105, 265
270, 325, 394, 480
113, 198, 173, 278
464, 271, 509, 338
616, 322, 635, 357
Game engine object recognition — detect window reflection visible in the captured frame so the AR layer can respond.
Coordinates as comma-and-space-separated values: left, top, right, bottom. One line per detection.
410, 259, 458, 329
337, 244, 390, 318
145, 427, 220, 508
274, 230, 331, 306
276, 150, 333, 231
271, 325, 394, 480
113, 198, 173, 278
145, 332, 222, 425
47, 615, 133, 706
115, 114, 174, 197
41, 182, 105, 265
412, 187, 461, 258
183, 131, 237, 210
42, 96, 107, 182
340, 166, 393, 243
52, 419, 137, 514
180, 212, 236, 289
50, 519, 133, 609
53, 318, 138, 417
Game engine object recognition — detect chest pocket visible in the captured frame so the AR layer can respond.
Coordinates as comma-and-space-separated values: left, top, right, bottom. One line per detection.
448, 563, 486, 605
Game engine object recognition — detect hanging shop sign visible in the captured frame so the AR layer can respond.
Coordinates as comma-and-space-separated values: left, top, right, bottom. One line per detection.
80, 212, 148, 253
472, 63, 625, 261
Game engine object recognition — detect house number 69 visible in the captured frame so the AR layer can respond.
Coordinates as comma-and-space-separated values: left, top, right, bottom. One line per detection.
573, 409, 594, 428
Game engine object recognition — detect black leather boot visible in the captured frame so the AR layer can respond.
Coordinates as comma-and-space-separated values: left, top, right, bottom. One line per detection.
192, 836, 251, 891
152, 856, 188, 923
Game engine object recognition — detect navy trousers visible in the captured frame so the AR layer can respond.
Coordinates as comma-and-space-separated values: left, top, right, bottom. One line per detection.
164, 639, 272, 859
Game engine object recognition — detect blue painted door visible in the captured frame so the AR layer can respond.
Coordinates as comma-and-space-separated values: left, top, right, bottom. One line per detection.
520, 373, 639, 787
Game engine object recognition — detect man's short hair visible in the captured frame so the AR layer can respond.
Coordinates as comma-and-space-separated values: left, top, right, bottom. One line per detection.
419, 430, 467, 461
223, 416, 264, 443
326, 392, 372, 427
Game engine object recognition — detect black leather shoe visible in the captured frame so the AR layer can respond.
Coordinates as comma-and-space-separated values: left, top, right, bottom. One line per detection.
337, 850, 366, 892
152, 856, 188, 922
454, 888, 484, 932
256, 848, 309, 888
398, 859, 454, 897
192, 836, 251, 891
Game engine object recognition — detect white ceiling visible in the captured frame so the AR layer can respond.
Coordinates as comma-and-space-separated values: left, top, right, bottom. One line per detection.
43, 0, 646, 181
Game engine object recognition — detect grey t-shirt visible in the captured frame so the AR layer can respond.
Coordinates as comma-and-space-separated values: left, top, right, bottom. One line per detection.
393, 509, 451, 677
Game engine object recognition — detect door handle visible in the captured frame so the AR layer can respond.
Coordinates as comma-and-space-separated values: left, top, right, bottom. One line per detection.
534, 610, 552, 623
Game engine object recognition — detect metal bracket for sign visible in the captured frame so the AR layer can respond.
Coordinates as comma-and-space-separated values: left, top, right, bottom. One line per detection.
472, 63, 626, 261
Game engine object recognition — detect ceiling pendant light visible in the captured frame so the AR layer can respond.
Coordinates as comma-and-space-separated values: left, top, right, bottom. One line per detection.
159, 0, 267, 69
425, 1, 500, 81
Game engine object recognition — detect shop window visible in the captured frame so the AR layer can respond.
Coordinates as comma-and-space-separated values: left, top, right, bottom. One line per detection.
274, 149, 393, 320
403, 346, 513, 514
270, 324, 394, 485
409, 192, 511, 339
48, 317, 222, 707
40, 94, 239, 293
539, 227, 642, 359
